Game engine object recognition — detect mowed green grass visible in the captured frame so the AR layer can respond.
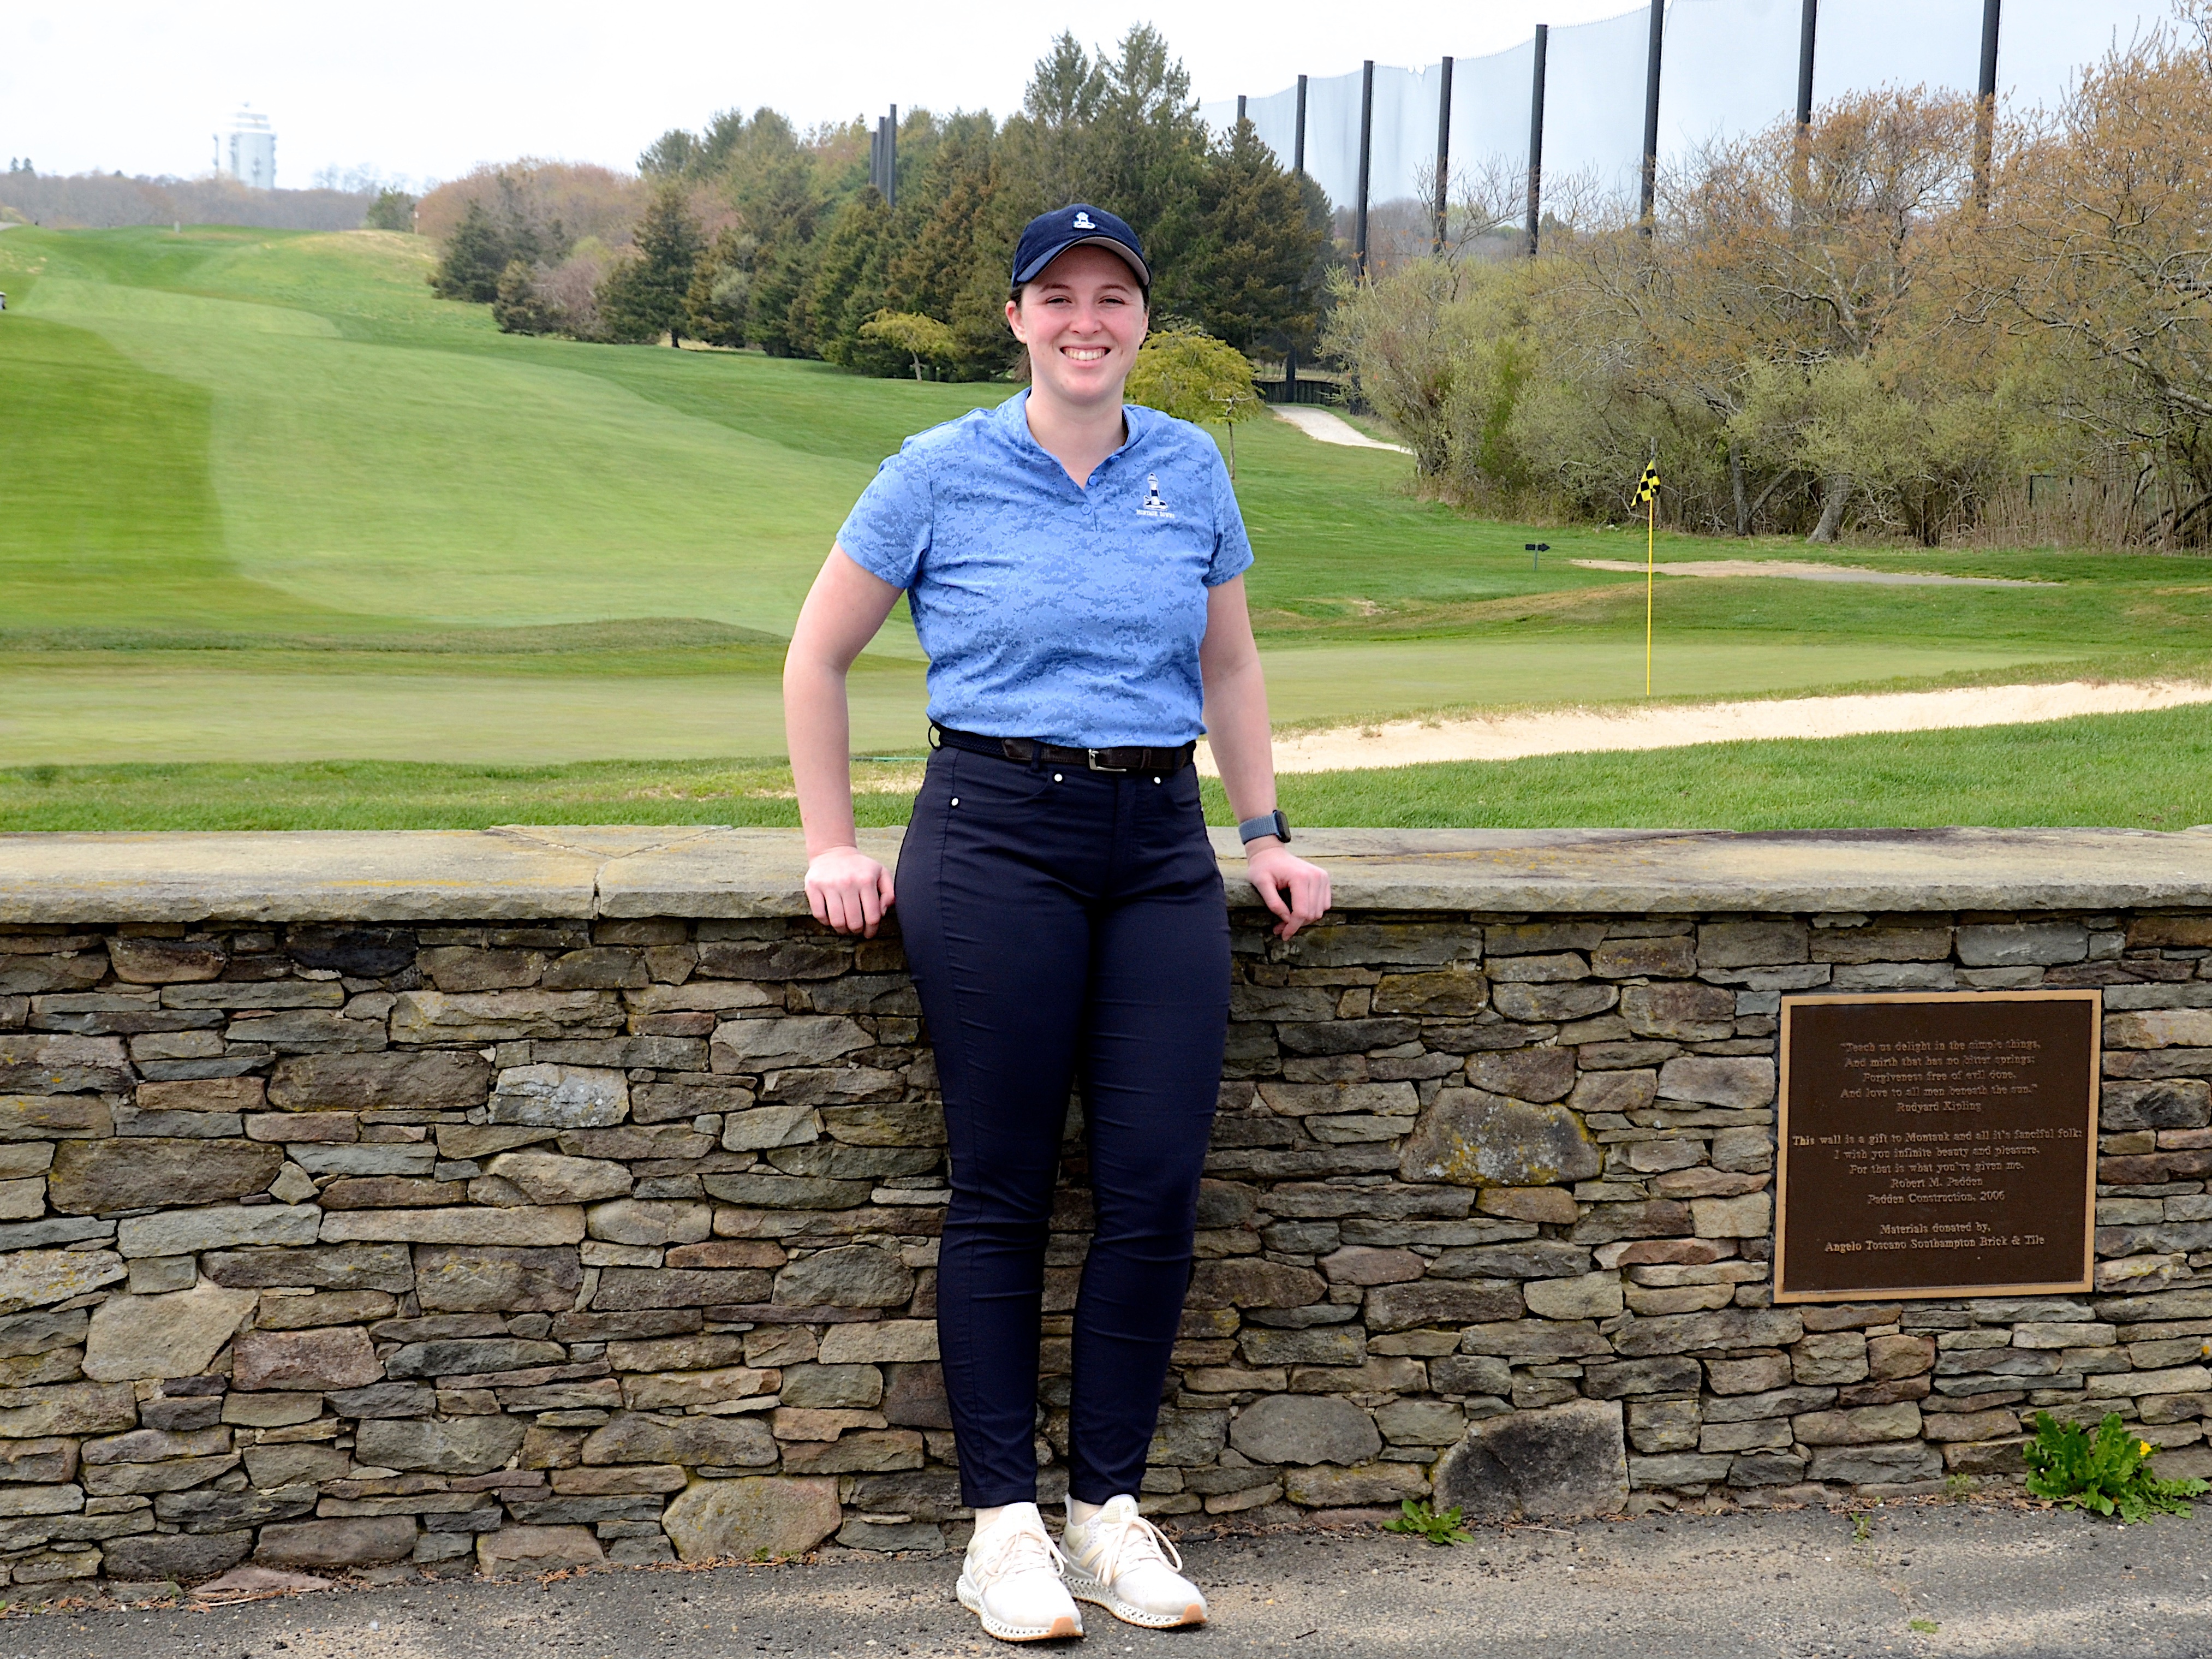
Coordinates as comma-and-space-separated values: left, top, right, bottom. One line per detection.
7, 703, 2208, 832
5, 222, 2212, 834
0, 637, 2071, 766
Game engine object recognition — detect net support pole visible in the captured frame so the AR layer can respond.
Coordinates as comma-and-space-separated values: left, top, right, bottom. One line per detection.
1796, 0, 1817, 128
1237, 94, 1247, 125
1525, 25, 1548, 257
1289, 74, 1308, 395
1433, 56, 1454, 255
885, 107, 897, 209
1355, 60, 1375, 279
1793, 0, 1816, 216
1974, 0, 2001, 207
1639, 0, 1665, 228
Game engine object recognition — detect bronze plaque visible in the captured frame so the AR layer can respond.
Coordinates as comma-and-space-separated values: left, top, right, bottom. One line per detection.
1775, 991, 2100, 1303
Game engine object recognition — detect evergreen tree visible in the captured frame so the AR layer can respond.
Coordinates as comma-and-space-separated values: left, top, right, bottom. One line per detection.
492, 258, 556, 335
428, 171, 568, 304
997, 33, 1105, 215
1081, 24, 1212, 274
803, 191, 893, 369
683, 228, 758, 348
429, 201, 511, 301
597, 184, 705, 345
365, 188, 416, 233
884, 115, 1018, 379
494, 26, 1337, 373
730, 122, 827, 355
1178, 120, 1333, 355
638, 129, 699, 179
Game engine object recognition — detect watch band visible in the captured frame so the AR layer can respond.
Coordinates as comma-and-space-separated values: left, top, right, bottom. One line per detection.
1238, 809, 1291, 845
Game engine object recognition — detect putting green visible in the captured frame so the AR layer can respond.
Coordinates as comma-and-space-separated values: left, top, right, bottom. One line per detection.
0, 662, 896, 765
0, 637, 2071, 766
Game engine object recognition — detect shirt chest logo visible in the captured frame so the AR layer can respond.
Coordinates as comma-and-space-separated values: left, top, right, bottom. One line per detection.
1137, 473, 1175, 519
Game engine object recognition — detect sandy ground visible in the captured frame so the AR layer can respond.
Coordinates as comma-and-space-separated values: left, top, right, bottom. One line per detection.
1213, 678, 2212, 776
1270, 405, 1413, 454
1571, 558, 2054, 588
17, 1504, 2212, 1659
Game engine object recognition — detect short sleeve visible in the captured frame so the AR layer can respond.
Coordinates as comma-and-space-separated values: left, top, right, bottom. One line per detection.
836, 443, 933, 588
1205, 445, 1255, 586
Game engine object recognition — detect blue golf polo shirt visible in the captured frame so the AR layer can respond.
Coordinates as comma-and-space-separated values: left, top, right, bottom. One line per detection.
835, 390, 1255, 750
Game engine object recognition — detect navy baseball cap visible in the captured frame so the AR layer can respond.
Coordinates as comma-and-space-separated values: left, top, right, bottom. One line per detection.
1011, 204, 1150, 292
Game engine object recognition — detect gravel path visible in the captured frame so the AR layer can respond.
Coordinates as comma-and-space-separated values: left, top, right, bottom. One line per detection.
11, 1505, 2210, 1659
1232, 678, 2212, 775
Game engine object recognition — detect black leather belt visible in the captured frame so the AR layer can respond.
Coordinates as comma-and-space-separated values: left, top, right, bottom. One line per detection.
931, 724, 1196, 775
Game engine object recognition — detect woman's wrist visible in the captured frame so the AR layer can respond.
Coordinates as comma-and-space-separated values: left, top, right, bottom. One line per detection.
1235, 806, 1289, 853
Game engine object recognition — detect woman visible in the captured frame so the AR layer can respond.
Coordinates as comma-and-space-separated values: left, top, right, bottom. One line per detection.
784, 203, 1330, 1644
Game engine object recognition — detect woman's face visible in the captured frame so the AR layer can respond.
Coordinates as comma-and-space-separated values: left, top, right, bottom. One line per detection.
1005, 245, 1148, 412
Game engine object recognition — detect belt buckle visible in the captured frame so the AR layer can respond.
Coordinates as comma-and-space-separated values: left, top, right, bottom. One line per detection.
1086, 748, 1129, 774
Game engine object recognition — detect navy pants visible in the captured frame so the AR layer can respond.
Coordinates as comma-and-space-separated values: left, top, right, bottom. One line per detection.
897, 738, 1229, 1508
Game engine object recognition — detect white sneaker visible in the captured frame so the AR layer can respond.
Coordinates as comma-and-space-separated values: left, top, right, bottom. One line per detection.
956, 1503, 1084, 1643
1063, 1494, 1208, 1629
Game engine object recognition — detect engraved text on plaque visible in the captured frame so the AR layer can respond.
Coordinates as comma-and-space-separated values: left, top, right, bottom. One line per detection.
1775, 991, 2100, 1302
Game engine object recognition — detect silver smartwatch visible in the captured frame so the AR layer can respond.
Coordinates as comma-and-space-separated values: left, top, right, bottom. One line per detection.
1237, 808, 1291, 846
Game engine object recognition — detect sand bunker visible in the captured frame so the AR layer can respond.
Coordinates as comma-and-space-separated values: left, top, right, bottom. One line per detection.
1271, 406, 1413, 454
1208, 678, 2212, 776
1570, 557, 2053, 587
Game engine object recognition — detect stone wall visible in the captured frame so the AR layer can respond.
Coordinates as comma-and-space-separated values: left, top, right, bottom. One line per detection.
0, 827, 2209, 1592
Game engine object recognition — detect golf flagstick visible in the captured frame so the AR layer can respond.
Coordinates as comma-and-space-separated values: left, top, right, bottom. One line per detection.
1634, 461, 1660, 696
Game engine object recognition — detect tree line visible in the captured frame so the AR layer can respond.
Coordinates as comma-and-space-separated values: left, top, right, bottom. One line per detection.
1323, 7, 2212, 548
0, 169, 373, 232
425, 26, 1333, 379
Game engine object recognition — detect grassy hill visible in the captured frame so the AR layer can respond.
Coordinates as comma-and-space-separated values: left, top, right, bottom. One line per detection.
2, 223, 2209, 827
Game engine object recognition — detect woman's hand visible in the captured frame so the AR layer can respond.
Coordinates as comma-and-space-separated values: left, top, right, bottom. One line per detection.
1246, 841, 1330, 939
806, 845, 896, 937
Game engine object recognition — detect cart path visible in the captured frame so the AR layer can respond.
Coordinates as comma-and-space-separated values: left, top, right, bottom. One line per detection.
12, 1503, 2209, 1659
1270, 405, 1414, 453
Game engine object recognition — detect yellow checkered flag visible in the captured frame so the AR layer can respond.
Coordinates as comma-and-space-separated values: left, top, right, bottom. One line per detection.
1636, 461, 1660, 695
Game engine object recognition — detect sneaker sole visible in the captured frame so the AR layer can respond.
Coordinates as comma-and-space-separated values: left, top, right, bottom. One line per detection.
1065, 1570, 1207, 1630
957, 1574, 1084, 1643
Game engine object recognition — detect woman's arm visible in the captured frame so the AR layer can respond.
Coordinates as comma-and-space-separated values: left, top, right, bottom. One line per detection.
1199, 576, 1332, 939
784, 547, 905, 936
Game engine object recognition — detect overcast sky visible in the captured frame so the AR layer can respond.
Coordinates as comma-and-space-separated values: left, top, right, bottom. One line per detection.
2, 1, 1715, 187
4, 1, 2169, 190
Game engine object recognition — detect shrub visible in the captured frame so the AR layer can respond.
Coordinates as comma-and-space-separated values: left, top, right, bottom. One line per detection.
1125, 323, 1261, 474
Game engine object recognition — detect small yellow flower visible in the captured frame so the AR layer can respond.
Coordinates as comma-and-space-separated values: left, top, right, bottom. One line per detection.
2141, 1441, 2155, 1456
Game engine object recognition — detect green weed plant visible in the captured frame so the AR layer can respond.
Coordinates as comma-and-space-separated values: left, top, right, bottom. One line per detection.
1383, 1499, 1473, 1547
2024, 1411, 2209, 1522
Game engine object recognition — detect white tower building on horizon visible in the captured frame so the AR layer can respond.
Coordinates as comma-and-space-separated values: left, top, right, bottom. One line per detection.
223, 108, 275, 189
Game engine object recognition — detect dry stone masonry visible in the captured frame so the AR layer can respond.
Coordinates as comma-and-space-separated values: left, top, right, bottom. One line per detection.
0, 826, 2208, 1592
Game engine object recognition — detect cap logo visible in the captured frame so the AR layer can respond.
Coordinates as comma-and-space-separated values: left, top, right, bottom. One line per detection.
1071, 210, 1096, 229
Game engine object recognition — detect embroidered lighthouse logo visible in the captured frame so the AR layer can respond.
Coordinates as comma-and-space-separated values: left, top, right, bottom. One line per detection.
1138, 474, 1173, 518
1072, 209, 1097, 229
